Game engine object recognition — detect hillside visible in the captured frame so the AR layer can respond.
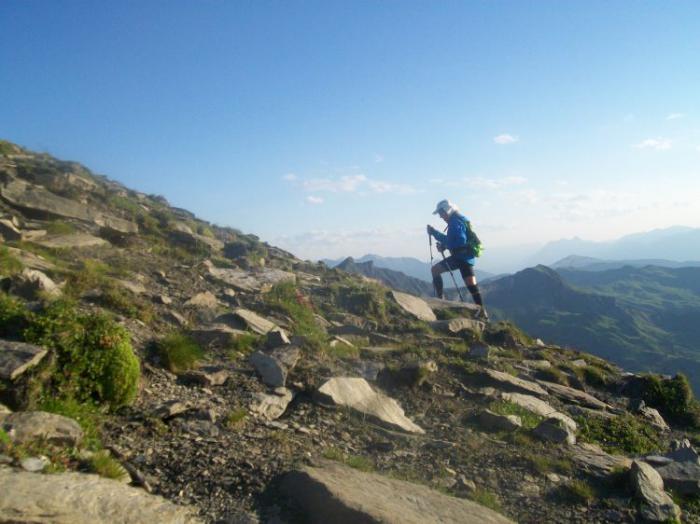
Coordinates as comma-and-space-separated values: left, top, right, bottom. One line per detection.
484, 265, 700, 391
2, 140, 700, 523
335, 257, 434, 297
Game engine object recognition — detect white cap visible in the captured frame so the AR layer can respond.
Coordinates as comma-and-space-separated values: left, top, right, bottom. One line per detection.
432, 199, 458, 215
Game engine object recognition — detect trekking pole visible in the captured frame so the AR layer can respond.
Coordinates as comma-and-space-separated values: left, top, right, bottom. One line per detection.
440, 251, 465, 302
428, 233, 438, 297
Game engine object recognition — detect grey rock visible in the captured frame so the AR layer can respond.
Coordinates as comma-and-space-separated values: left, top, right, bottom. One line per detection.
188, 324, 247, 347
1, 177, 94, 222
2, 411, 83, 446
21, 456, 49, 472
280, 460, 514, 524
37, 233, 108, 249
470, 344, 491, 359
571, 443, 632, 477
184, 291, 220, 309
477, 409, 522, 432
521, 359, 552, 370
479, 369, 548, 397
155, 294, 173, 305
533, 417, 576, 445
666, 439, 700, 464
570, 359, 588, 368
655, 461, 700, 495
203, 261, 295, 293
0, 340, 48, 381
231, 308, 280, 335
0, 469, 201, 523
250, 345, 301, 388
316, 377, 424, 434
329, 336, 355, 349
165, 310, 188, 326
152, 400, 190, 420
500, 392, 577, 432
537, 380, 610, 410
266, 329, 291, 349
180, 366, 229, 387
0, 218, 22, 240
431, 317, 485, 335
10, 268, 61, 300
250, 388, 294, 420
390, 291, 437, 322
631, 460, 681, 522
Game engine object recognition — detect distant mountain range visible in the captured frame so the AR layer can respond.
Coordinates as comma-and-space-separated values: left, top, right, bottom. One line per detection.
483, 264, 700, 392
551, 255, 700, 272
322, 254, 496, 284
335, 257, 435, 297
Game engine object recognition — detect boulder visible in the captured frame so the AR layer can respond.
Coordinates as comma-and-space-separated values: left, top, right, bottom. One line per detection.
10, 268, 61, 300
500, 392, 577, 432
478, 369, 548, 397
231, 308, 280, 335
389, 291, 437, 322
316, 377, 424, 434
93, 213, 138, 235
666, 439, 700, 464
571, 443, 632, 477
537, 380, 610, 410
0, 469, 201, 523
203, 261, 295, 293
478, 409, 522, 432
0, 177, 93, 221
266, 329, 291, 349
180, 366, 230, 387
36, 233, 108, 249
638, 406, 670, 432
431, 318, 485, 335
0, 340, 49, 381
631, 460, 681, 522
0, 218, 22, 240
250, 388, 294, 420
655, 461, 700, 496
2, 411, 83, 446
184, 291, 219, 309
533, 417, 576, 445
249, 346, 301, 388
280, 460, 514, 524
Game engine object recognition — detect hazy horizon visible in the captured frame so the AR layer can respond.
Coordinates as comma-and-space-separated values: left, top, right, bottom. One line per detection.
2, 2, 699, 263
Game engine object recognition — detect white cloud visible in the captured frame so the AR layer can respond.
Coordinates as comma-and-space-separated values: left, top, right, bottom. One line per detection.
493, 134, 519, 145
466, 176, 528, 190
666, 113, 686, 120
305, 196, 324, 205
374, 153, 384, 163
294, 173, 416, 195
282, 173, 298, 181
633, 137, 672, 151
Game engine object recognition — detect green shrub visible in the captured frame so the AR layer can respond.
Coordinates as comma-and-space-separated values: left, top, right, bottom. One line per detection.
638, 374, 700, 427
537, 367, 569, 385
582, 365, 608, 388
321, 447, 374, 472
25, 300, 140, 407
329, 282, 388, 322
157, 333, 203, 372
45, 221, 77, 235
470, 488, 501, 512
489, 400, 543, 429
0, 140, 16, 155
229, 333, 260, 356
0, 292, 31, 338
39, 397, 103, 450
561, 479, 595, 505
526, 454, 573, 475
576, 413, 661, 455
266, 281, 326, 349
0, 246, 23, 276
483, 321, 533, 348
225, 408, 248, 429
65, 259, 110, 296
90, 450, 130, 481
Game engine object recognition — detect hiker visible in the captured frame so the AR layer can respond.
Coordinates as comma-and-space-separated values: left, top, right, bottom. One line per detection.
427, 199, 488, 320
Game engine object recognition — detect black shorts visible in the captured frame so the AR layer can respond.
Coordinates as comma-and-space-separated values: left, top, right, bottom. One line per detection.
434, 255, 475, 279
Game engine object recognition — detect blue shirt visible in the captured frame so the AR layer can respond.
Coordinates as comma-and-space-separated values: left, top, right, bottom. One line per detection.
431, 213, 476, 265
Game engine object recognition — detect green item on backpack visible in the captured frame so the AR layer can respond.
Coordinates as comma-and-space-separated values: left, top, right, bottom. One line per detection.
464, 218, 483, 258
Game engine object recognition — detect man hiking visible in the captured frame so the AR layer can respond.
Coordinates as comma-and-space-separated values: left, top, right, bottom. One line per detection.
427, 199, 489, 320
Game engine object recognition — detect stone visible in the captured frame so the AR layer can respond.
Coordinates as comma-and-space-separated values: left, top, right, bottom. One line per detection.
116, 279, 146, 295
329, 324, 368, 336
638, 406, 670, 432
0, 340, 49, 381
188, 324, 248, 348
165, 310, 188, 326
537, 380, 610, 410
389, 291, 437, 322
500, 392, 577, 432
0, 403, 10, 416
631, 460, 681, 522
0, 469, 201, 523
655, 461, 700, 496
231, 308, 281, 335
533, 417, 576, 445
571, 443, 632, 477
470, 344, 491, 359
184, 291, 219, 309
2, 411, 83, 446
478, 409, 522, 432
521, 359, 552, 370
21, 456, 49, 472
478, 369, 548, 397
170, 225, 223, 251
10, 268, 61, 300
431, 318, 485, 335
316, 377, 424, 434
5, 247, 55, 272
250, 388, 294, 420
266, 329, 290, 349
329, 336, 355, 349
0, 218, 22, 240
535, 338, 545, 347
570, 359, 588, 368
280, 460, 514, 524
93, 213, 138, 235
37, 233, 108, 249
180, 366, 229, 387
203, 261, 295, 293
666, 439, 700, 464
249, 346, 301, 388
152, 400, 190, 420
155, 294, 173, 305
0, 177, 93, 221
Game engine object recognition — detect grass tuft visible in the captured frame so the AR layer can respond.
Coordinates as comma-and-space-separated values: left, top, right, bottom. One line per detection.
157, 333, 204, 372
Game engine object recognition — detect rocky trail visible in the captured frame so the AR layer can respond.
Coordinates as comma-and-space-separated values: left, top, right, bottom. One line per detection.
1, 140, 700, 523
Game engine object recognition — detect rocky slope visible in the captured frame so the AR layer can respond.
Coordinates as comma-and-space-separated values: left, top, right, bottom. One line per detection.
1, 139, 700, 523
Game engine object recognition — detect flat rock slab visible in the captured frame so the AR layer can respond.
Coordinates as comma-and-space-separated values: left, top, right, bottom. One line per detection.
1, 177, 93, 221
571, 443, 632, 478
0, 340, 48, 381
655, 461, 700, 496
250, 346, 301, 388
250, 388, 294, 420
431, 318, 485, 335
184, 291, 220, 309
2, 411, 83, 446
390, 291, 437, 322
316, 377, 424, 434
423, 297, 480, 313
281, 460, 514, 524
36, 233, 108, 249
478, 369, 548, 397
10, 268, 61, 300
188, 324, 248, 348
537, 380, 610, 410
204, 262, 295, 293
232, 308, 280, 335
500, 392, 576, 432
0, 469, 201, 523
5, 247, 55, 271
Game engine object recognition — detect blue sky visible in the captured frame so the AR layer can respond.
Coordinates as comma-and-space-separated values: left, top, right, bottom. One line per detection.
2, 1, 699, 264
